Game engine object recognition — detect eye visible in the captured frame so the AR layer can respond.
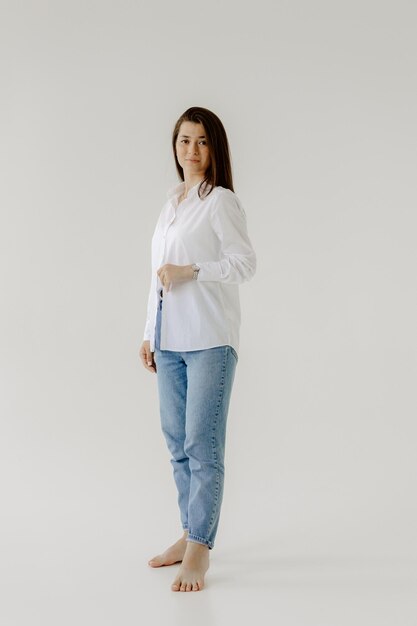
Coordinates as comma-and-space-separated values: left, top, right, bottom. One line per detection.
179, 139, 207, 145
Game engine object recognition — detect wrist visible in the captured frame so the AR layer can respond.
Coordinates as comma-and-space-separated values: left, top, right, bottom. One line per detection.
185, 264, 194, 280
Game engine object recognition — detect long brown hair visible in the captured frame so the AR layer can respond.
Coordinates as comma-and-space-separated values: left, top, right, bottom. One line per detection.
172, 107, 234, 200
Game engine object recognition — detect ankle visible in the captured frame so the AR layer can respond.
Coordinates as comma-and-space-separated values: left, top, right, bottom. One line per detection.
185, 540, 209, 551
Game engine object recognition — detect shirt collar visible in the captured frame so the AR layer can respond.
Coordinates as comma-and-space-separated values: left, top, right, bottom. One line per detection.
166, 179, 212, 203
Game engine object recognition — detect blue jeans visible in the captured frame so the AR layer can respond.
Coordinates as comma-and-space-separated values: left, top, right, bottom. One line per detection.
154, 290, 238, 550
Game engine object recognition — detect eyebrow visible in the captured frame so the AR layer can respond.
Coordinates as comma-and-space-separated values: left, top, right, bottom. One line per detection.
179, 135, 206, 138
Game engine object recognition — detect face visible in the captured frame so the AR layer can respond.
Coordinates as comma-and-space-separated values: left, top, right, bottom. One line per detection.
175, 121, 211, 178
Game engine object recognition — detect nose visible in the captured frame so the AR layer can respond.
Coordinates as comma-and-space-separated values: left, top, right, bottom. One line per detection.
187, 143, 199, 156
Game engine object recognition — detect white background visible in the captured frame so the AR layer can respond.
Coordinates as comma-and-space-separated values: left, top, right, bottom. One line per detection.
1, 0, 416, 624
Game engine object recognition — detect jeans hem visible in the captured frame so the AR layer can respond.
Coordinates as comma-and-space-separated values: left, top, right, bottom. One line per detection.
186, 534, 213, 550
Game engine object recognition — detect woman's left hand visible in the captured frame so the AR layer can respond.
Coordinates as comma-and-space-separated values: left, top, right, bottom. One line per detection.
157, 264, 193, 292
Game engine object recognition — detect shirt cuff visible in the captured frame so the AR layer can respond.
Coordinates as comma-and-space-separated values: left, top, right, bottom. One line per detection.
194, 260, 224, 281
195, 255, 256, 283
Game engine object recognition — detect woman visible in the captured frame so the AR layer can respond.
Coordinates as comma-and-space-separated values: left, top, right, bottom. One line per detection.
139, 107, 257, 592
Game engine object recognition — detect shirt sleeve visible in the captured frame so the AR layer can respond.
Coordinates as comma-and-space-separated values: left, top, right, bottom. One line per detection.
142, 265, 154, 341
142, 213, 163, 342
143, 296, 152, 340
143, 317, 151, 341
195, 189, 257, 284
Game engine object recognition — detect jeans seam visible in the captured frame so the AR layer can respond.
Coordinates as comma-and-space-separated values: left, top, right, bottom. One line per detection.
207, 347, 227, 536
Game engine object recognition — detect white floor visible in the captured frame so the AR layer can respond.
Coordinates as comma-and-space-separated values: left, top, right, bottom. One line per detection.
2, 518, 416, 626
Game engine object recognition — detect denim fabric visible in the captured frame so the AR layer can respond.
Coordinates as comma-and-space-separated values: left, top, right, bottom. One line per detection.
153, 290, 238, 550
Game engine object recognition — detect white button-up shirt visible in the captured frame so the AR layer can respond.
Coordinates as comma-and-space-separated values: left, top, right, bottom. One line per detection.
143, 179, 257, 355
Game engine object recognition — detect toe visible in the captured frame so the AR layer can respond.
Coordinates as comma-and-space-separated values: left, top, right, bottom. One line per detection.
180, 581, 187, 591
171, 581, 180, 591
186, 582, 192, 592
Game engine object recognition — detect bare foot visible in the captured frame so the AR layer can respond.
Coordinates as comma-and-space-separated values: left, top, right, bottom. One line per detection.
148, 530, 188, 567
171, 540, 210, 592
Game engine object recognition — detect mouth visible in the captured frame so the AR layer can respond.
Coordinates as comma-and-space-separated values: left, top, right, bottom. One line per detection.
187, 159, 200, 162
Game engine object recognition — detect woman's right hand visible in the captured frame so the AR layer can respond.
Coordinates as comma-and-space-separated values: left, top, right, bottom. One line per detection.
140, 340, 156, 373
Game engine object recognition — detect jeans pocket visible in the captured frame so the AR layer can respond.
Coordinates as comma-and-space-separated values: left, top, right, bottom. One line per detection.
230, 346, 238, 362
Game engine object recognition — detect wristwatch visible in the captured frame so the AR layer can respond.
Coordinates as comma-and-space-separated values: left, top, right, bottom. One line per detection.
191, 263, 200, 280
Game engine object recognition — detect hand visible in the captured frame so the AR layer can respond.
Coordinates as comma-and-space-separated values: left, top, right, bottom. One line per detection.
157, 264, 193, 292
139, 340, 156, 373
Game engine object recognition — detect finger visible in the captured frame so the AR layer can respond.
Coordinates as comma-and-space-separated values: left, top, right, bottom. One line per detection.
143, 358, 156, 372
145, 352, 153, 366
147, 359, 156, 372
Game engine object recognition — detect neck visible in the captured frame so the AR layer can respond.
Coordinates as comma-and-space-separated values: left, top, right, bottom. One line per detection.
182, 175, 206, 196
